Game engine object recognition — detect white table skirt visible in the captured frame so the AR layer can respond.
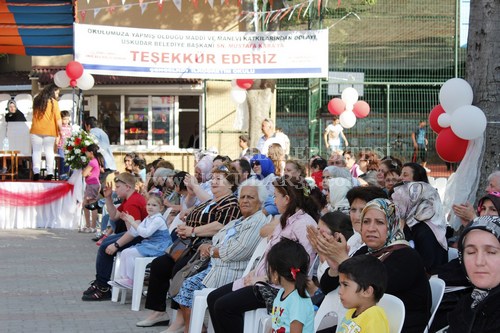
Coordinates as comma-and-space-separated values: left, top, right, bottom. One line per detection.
0, 181, 82, 229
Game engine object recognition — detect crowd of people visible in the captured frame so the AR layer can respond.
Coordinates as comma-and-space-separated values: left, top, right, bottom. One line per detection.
4, 92, 500, 332
2, 94, 492, 333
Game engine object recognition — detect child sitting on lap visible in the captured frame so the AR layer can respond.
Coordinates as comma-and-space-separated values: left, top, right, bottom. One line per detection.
337, 255, 389, 333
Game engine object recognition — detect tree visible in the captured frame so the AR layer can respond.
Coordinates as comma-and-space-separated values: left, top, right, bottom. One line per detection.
240, 0, 283, 148
466, 0, 500, 194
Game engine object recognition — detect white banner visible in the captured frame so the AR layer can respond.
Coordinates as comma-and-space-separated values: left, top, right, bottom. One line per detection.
74, 23, 329, 79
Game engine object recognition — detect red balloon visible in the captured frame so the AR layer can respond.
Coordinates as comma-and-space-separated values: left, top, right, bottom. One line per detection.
66, 61, 84, 80
328, 98, 345, 115
353, 100, 370, 118
429, 104, 445, 134
236, 79, 254, 90
70, 79, 78, 88
435, 128, 469, 162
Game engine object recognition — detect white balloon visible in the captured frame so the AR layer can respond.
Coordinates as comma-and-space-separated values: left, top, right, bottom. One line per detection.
77, 72, 95, 90
451, 105, 487, 140
339, 110, 357, 129
439, 78, 473, 114
14, 93, 33, 102
54, 70, 70, 88
437, 113, 451, 128
230, 88, 247, 104
341, 87, 359, 106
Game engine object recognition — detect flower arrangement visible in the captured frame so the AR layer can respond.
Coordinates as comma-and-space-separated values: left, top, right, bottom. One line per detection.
64, 130, 98, 170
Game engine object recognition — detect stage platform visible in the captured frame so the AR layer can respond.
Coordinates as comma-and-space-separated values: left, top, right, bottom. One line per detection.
0, 180, 81, 229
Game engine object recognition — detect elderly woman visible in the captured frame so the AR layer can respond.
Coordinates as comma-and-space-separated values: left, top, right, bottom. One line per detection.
137, 165, 241, 330
207, 176, 320, 333
309, 198, 431, 333
172, 178, 271, 333
392, 181, 448, 272
447, 216, 500, 333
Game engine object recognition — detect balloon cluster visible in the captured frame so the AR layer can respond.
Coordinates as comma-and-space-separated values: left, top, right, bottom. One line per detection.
230, 79, 254, 104
54, 61, 95, 91
327, 87, 370, 128
429, 78, 487, 162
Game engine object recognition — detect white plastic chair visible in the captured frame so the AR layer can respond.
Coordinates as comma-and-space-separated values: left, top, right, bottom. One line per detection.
313, 288, 342, 332
189, 237, 269, 333
110, 253, 157, 311
378, 293, 405, 333
424, 277, 446, 333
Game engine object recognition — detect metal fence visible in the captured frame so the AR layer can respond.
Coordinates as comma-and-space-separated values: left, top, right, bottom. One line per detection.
275, 0, 467, 175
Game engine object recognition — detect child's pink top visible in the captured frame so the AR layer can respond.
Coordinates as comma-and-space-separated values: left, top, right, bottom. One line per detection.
85, 158, 100, 185
58, 124, 72, 149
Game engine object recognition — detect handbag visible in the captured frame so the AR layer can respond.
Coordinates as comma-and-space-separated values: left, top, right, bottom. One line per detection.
168, 237, 192, 262
168, 251, 210, 297
253, 281, 279, 314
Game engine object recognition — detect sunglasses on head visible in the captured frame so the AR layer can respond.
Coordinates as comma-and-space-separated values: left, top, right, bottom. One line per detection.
489, 191, 500, 198
217, 165, 230, 172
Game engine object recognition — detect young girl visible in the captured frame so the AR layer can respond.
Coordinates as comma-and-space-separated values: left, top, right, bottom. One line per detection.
267, 238, 315, 333
110, 194, 173, 289
81, 144, 103, 233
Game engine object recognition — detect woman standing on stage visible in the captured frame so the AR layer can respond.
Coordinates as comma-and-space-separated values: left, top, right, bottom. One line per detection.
30, 83, 62, 181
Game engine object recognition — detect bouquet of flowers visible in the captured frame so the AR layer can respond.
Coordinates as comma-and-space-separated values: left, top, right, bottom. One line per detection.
64, 130, 98, 170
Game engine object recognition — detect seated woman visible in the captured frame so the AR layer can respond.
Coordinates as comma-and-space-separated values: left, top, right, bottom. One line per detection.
400, 162, 429, 183
312, 198, 431, 333
136, 164, 241, 330
430, 192, 500, 332
447, 216, 500, 333
206, 176, 320, 333
391, 181, 448, 273
173, 179, 271, 333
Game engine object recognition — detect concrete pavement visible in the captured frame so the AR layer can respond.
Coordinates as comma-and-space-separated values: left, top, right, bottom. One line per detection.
0, 229, 171, 333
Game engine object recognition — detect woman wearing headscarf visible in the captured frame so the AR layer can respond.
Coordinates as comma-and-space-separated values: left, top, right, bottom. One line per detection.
249, 153, 275, 193
322, 166, 353, 215
312, 198, 431, 333
391, 181, 448, 272
447, 216, 500, 333
5, 100, 27, 122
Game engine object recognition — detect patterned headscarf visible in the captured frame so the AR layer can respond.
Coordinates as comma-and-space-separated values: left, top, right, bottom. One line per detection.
391, 182, 448, 250
361, 198, 407, 252
458, 216, 500, 308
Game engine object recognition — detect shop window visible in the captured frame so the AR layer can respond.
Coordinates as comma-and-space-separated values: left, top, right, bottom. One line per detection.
98, 96, 121, 145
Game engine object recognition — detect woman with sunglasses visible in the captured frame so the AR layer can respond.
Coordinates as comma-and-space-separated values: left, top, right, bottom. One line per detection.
137, 164, 241, 331
171, 179, 272, 333
207, 176, 321, 333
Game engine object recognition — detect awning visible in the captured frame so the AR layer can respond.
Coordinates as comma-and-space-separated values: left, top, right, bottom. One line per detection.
29, 66, 202, 85
0, 0, 74, 56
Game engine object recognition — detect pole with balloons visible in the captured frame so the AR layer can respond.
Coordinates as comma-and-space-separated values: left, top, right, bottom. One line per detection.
431, 78, 487, 231
327, 87, 371, 128
230, 79, 254, 131
53, 61, 95, 126
428, 78, 486, 163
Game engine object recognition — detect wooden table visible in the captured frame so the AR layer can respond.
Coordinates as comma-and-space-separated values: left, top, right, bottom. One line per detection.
0, 150, 20, 181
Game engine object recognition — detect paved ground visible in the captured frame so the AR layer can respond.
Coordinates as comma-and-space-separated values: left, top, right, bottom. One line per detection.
0, 229, 171, 333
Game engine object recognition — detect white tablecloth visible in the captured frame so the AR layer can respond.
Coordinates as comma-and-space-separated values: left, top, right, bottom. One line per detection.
0, 181, 82, 229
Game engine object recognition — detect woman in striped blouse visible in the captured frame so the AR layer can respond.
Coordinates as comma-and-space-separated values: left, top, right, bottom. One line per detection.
137, 164, 241, 330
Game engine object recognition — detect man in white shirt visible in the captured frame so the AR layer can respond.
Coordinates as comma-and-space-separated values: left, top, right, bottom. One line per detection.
256, 118, 285, 156
324, 116, 349, 153
84, 117, 117, 173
